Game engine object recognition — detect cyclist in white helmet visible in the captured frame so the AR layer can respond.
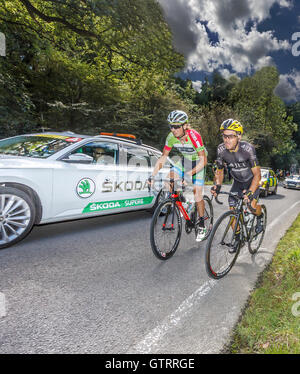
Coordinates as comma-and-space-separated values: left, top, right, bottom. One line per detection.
148, 110, 208, 242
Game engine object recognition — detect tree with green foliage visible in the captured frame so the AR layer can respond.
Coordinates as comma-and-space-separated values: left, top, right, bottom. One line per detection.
230, 66, 297, 165
0, 0, 184, 138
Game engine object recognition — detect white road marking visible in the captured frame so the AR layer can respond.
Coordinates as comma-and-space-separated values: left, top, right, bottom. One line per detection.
130, 279, 217, 353
266, 200, 300, 232
0, 292, 6, 318
130, 198, 300, 354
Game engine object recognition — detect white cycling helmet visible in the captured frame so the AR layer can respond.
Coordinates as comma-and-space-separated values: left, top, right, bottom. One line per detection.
167, 110, 188, 125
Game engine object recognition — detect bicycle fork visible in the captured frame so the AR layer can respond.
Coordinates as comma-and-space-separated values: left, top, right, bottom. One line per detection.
162, 199, 181, 232
220, 213, 241, 246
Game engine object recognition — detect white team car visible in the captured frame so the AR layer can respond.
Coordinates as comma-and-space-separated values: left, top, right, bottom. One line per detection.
0, 131, 170, 249
283, 175, 300, 189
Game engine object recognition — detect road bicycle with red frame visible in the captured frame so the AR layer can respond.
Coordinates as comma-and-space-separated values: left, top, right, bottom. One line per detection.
150, 178, 214, 260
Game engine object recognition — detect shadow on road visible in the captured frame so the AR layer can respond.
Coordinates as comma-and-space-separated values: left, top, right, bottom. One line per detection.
260, 193, 285, 200
21, 210, 152, 246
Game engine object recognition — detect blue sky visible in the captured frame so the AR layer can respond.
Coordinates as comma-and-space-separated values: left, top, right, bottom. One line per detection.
158, 0, 300, 103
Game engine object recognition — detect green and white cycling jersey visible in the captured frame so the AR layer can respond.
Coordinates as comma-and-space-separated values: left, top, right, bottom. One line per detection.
164, 129, 207, 185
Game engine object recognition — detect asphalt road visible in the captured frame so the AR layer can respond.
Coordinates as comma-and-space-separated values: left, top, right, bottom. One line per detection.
0, 185, 299, 354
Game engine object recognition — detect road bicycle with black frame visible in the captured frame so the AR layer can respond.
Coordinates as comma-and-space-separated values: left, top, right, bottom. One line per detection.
150, 178, 214, 260
205, 191, 267, 279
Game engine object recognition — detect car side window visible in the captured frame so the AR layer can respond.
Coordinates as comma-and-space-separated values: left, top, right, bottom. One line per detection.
148, 152, 159, 167
72, 142, 118, 165
123, 146, 151, 168
148, 151, 171, 169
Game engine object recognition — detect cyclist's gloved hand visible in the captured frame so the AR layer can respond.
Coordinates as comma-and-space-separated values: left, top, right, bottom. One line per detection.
147, 176, 154, 188
211, 184, 221, 196
244, 189, 254, 202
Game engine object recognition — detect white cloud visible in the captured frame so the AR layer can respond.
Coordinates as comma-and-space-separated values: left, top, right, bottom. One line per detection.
158, 0, 292, 74
247, 0, 293, 22
192, 80, 203, 92
219, 69, 242, 80
274, 70, 300, 102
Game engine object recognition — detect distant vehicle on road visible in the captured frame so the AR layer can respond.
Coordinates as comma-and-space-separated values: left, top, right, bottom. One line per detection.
0, 131, 171, 249
259, 167, 278, 197
283, 174, 300, 190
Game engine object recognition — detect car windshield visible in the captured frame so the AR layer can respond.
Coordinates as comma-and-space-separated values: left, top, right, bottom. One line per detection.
0, 135, 82, 158
289, 175, 300, 180
261, 170, 269, 178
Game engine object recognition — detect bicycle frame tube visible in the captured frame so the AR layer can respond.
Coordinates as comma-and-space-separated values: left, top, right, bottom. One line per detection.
162, 205, 173, 230
215, 191, 259, 245
220, 214, 235, 244
231, 213, 241, 245
169, 192, 191, 221
241, 210, 255, 241
162, 176, 195, 223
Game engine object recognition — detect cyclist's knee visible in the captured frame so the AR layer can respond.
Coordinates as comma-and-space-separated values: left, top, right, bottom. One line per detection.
195, 196, 203, 203
193, 188, 203, 203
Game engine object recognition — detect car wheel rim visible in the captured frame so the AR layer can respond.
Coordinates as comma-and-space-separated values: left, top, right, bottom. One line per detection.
0, 194, 31, 245
159, 191, 168, 204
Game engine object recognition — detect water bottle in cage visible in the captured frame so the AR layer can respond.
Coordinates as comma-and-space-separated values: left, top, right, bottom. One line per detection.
184, 189, 195, 215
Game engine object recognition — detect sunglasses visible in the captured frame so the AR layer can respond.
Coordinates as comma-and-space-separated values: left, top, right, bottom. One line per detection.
222, 134, 238, 140
169, 124, 183, 130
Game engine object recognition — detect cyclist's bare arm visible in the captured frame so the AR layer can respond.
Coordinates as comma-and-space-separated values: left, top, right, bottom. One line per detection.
215, 167, 224, 185
211, 168, 224, 197
244, 166, 262, 215
148, 148, 170, 185
248, 166, 261, 194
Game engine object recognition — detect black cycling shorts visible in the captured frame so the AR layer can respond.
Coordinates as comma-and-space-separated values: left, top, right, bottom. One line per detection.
229, 179, 260, 207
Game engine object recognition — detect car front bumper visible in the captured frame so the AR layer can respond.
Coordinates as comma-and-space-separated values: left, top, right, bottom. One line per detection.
283, 183, 300, 189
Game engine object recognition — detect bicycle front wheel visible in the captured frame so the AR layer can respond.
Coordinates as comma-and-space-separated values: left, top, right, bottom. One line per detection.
150, 199, 182, 260
205, 210, 241, 279
248, 204, 267, 254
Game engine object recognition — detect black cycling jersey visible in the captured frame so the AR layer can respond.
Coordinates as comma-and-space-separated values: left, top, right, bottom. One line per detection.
216, 141, 259, 183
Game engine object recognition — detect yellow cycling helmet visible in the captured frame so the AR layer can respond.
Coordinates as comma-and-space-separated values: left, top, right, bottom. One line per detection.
220, 119, 243, 135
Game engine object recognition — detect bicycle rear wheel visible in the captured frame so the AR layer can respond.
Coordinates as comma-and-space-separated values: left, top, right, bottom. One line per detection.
205, 210, 241, 279
248, 204, 267, 254
150, 199, 182, 260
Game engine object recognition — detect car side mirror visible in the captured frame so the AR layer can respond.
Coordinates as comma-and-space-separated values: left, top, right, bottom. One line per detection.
62, 153, 94, 164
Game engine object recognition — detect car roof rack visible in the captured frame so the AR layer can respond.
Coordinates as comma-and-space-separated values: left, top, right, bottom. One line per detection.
100, 132, 136, 140
98, 132, 143, 146
94, 132, 160, 153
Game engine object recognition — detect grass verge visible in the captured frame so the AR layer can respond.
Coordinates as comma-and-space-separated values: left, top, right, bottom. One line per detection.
228, 213, 300, 354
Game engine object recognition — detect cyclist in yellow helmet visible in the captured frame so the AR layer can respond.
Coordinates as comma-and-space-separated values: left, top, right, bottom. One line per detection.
211, 119, 263, 253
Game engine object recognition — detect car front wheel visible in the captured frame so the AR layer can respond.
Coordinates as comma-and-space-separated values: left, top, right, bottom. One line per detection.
148, 188, 169, 214
0, 186, 36, 249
